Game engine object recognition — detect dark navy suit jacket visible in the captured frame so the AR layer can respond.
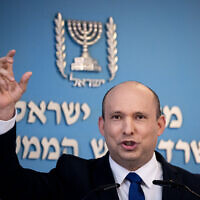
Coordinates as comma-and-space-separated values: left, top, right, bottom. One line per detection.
0, 125, 200, 200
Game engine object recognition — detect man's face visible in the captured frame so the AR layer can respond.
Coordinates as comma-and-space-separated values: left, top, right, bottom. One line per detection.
98, 82, 165, 170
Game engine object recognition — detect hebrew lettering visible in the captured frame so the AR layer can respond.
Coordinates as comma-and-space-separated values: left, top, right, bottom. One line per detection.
41, 137, 60, 160
62, 102, 80, 125
81, 103, 91, 120
28, 101, 47, 124
162, 106, 183, 128
61, 137, 79, 156
90, 138, 108, 158
158, 139, 174, 162
176, 140, 190, 163
22, 136, 41, 159
16, 101, 26, 122
190, 140, 200, 163
16, 135, 21, 154
47, 101, 62, 124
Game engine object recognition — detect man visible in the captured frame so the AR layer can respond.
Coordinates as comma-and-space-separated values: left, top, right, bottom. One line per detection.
0, 50, 199, 200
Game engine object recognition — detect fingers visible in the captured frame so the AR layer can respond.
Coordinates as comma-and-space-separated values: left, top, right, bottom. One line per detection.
0, 50, 32, 96
0, 68, 14, 81
19, 72, 32, 93
0, 50, 15, 66
6, 49, 16, 58
0, 75, 9, 91
5, 50, 15, 76
0, 56, 14, 65
0, 50, 16, 92
0, 50, 15, 77
0, 68, 15, 91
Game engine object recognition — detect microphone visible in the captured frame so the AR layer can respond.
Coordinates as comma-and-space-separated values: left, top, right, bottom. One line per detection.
81, 183, 120, 200
153, 180, 200, 199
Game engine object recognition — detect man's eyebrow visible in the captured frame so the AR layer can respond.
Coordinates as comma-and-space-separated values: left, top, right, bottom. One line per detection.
109, 111, 123, 115
134, 111, 145, 115
108, 111, 149, 117
134, 111, 149, 116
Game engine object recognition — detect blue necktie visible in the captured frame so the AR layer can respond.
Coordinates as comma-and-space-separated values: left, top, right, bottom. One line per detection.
126, 172, 145, 200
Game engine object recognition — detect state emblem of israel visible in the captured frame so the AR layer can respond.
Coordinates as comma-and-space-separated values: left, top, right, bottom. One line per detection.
54, 13, 118, 87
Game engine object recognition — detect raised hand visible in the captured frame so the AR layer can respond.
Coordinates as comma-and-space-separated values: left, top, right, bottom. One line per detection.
0, 50, 32, 120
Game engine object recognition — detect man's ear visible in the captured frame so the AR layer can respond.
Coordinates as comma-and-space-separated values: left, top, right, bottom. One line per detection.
98, 116, 105, 136
157, 115, 166, 136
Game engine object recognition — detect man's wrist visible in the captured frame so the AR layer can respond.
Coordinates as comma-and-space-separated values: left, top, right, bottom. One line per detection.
0, 106, 15, 121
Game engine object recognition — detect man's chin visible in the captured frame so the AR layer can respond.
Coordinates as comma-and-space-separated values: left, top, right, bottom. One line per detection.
119, 152, 140, 163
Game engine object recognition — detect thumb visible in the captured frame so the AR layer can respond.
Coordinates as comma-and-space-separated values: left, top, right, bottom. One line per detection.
19, 71, 32, 93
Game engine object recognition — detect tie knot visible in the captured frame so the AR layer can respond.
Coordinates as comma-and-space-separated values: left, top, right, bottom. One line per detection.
126, 172, 143, 184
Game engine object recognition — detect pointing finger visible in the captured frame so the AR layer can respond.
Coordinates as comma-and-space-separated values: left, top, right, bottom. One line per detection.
19, 71, 32, 93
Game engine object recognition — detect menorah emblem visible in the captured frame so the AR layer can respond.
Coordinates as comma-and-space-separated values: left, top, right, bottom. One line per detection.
67, 20, 103, 72
55, 13, 118, 87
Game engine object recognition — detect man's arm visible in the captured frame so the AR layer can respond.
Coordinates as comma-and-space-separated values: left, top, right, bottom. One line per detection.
0, 49, 32, 121
0, 51, 60, 200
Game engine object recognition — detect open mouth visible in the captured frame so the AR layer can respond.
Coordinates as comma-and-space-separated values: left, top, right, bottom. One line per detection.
123, 141, 135, 146
121, 140, 138, 150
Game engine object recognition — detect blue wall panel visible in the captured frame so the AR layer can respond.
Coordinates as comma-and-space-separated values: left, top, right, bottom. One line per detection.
0, 0, 200, 173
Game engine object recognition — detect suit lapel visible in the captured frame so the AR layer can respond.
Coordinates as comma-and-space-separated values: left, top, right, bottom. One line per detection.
90, 153, 119, 200
155, 152, 182, 200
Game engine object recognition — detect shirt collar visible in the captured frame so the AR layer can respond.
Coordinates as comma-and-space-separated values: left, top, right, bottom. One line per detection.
109, 152, 159, 188
109, 155, 129, 185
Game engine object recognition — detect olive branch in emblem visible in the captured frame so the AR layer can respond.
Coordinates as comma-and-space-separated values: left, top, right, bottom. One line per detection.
106, 17, 118, 81
54, 13, 67, 78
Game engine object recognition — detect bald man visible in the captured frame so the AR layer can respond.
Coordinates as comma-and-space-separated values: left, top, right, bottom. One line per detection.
0, 51, 199, 200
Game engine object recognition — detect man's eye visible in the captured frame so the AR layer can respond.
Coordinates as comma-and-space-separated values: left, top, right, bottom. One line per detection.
136, 115, 145, 120
112, 115, 121, 120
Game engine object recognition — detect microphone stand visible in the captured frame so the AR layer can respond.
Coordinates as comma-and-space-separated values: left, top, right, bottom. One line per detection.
81, 183, 120, 200
153, 179, 200, 199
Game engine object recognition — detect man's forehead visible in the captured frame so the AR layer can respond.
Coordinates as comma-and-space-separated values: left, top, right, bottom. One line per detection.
106, 81, 153, 101
102, 81, 160, 119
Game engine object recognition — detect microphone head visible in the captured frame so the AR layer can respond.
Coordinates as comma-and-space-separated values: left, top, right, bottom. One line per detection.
153, 180, 170, 186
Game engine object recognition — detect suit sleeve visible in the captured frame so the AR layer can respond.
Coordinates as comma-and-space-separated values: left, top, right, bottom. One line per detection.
0, 124, 63, 200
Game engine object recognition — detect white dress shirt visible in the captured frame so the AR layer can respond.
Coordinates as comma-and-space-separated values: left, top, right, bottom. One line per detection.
109, 153, 163, 200
0, 113, 16, 135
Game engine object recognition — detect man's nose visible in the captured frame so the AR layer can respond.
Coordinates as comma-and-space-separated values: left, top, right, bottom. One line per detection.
123, 117, 134, 135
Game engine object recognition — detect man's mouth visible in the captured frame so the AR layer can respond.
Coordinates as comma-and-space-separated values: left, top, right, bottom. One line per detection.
123, 141, 135, 146
121, 140, 138, 150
